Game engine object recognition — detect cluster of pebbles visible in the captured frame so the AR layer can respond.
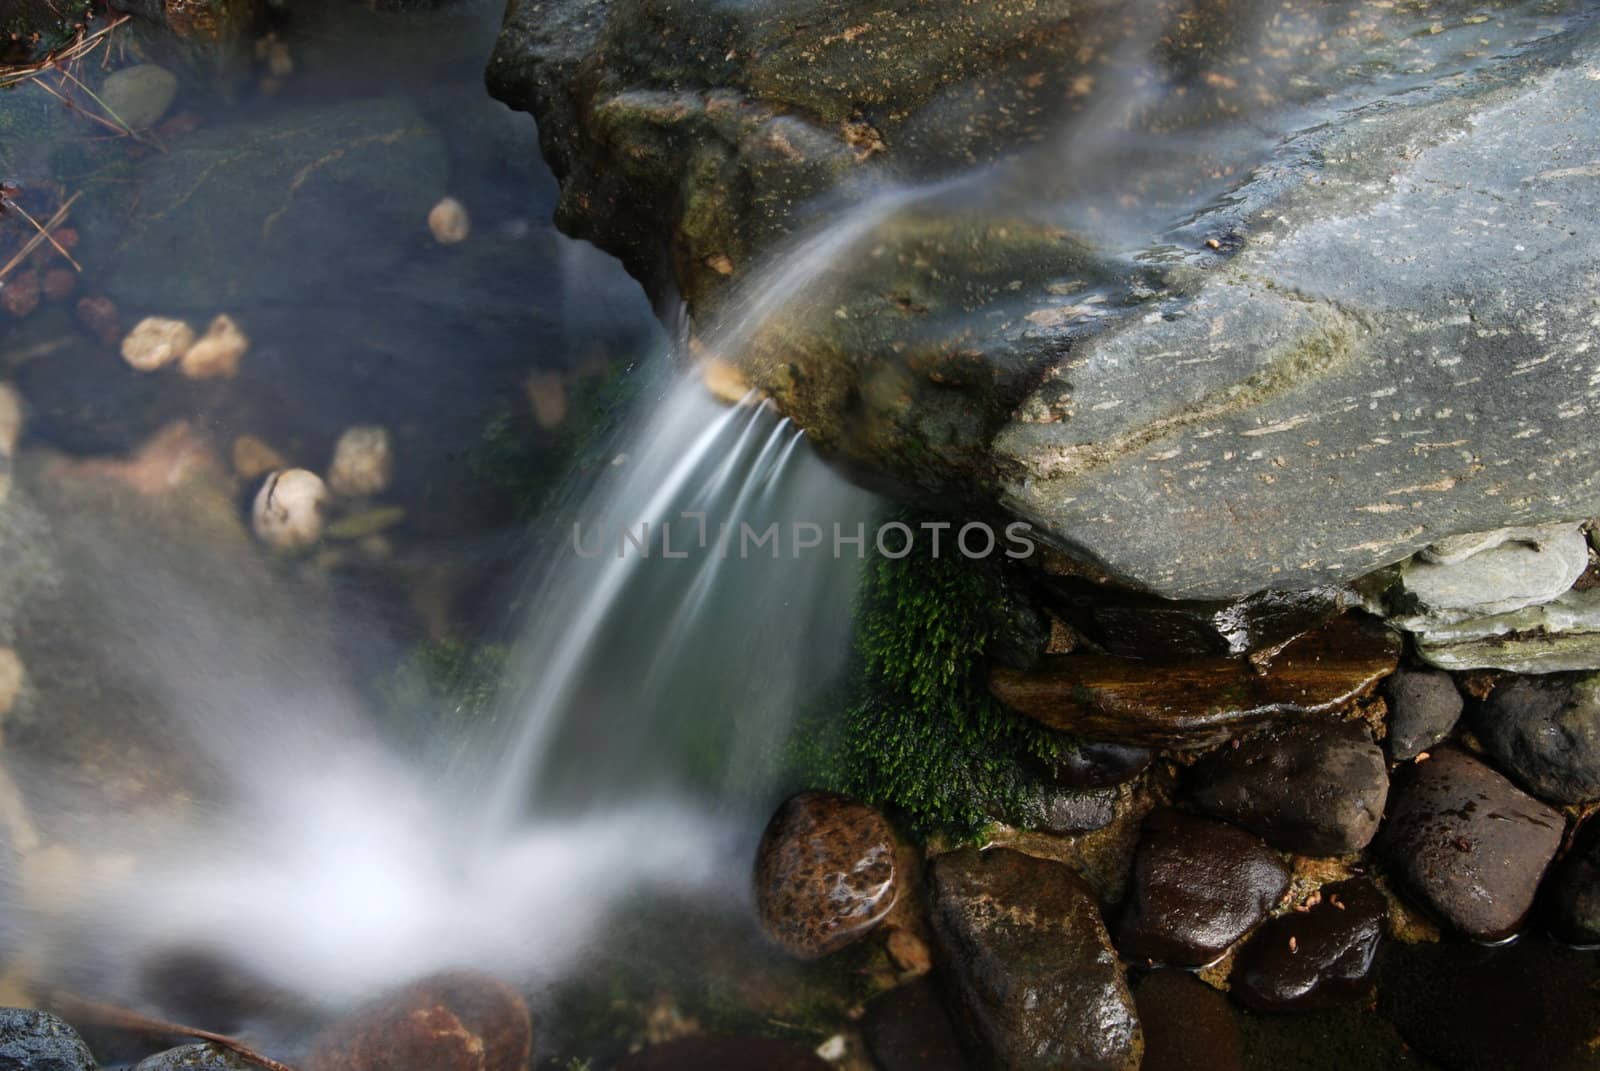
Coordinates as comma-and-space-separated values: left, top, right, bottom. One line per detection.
753, 528, 1600, 1071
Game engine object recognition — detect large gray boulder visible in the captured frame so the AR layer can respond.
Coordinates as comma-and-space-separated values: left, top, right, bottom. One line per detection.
489, 0, 1600, 599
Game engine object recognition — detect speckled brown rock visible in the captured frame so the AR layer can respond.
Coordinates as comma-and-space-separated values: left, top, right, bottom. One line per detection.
929, 847, 1142, 1071
1378, 748, 1564, 941
754, 790, 898, 959
1229, 877, 1386, 1012
1116, 809, 1290, 969
990, 615, 1400, 748
304, 971, 532, 1071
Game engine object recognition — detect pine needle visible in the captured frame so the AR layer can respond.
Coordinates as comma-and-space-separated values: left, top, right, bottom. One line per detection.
0, 191, 80, 283
5, 197, 82, 272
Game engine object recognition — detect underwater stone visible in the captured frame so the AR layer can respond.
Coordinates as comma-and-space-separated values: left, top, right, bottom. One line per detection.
100, 64, 179, 130
179, 314, 249, 380
929, 846, 1142, 1071
753, 790, 898, 959
0, 383, 21, 456
1473, 673, 1600, 805
428, 196, 471, 244
0, 1007, 96, 1071
1188, 720, 1388, 856
75, 296, 122, 349
230, 435, 287, 480
1379, 748, 1563, 942
122, 317, 196, 372
251, 468, 328, 549
862, 978, 965, 1071
305, 971, 531, 1071
1115, 808, 1289, 970
327, 426, 393, 498
524, 371, 567, 430
989, 615, 1399, 748
1, 271, 41, 320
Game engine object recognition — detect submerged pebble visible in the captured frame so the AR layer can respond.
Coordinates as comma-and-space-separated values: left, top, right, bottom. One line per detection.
76, 295, 122, 348
754, 790, 898, 959
428, 196, 471, 244
306, 971, 532, 1071
0, 382, 21, 456
327, 426, 393, 498
252, 468, 329, 549
101, 64, 179, 129
180, 314, 250, 380
526, 370, 567, 429
122, 316, 196, 372
1, 271, 41, 319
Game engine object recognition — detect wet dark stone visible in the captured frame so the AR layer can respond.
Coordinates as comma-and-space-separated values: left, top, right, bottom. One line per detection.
614, 1037, 830, 1071
1379, 748, 1565, 941
990, 615, 1401, 748
1377, 937, 1600, 1071
1236, 1001, 1432, 1071
1047, 741, 1154, 789
0, 1007, 96, 1071
134, 1042, 256, 1070
1383, 668, 1463, 761
861, 978, 968, 1071
1230, 878, 1386, 1012
1044, 578, 1349, 660
754, 791, 898, 959
1547, 816, 1600, 946
929, 847, 1142, 1071
1029, 784, 1120, 834
1116, 809, 1290, 969
1474, 673, 1600, 804
1189, 720, 1388, 856
1132, 971, 1243, 1071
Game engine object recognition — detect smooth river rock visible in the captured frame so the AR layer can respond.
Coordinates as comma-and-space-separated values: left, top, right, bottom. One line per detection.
1116, 809, 1289, 969
1188, 720, 1388, 856
1229, 877, 1386, 1013
1473, 673, 1600, 804
754, 791, 898, 959
1378, 748, 1564, 941
990, 614, 1399, 748
929, 847, 1142, 1071
1381, 668, 1462, 761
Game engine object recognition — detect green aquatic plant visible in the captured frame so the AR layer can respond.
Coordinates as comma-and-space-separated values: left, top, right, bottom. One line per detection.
379, 639, 508, 748
799, 517, 1069, 839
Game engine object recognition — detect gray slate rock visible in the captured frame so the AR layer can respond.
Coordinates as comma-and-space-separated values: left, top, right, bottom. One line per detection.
0, 1007, 96, 1071
1474, 674, 1600, 804
1389, 525, 1589, 629
929, 847, 1142, 1071
1116, 809, 1289, 969
134, 1043, 255, 1070
1379, 748, 1564, 941
1382, 669, 1462, 761
1188, 721, 1388, 856
1411, 586, 1600, 674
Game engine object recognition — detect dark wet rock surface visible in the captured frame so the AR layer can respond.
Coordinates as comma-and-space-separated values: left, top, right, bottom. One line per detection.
1547, 817, 1600, 946
1379, 748, 1564, 941
991, 615, 1399, 747
0, 1007, 96, 1071
861, 978, 967, 1071
929, 847, 1141, 1071
1041, 579, 1349, 661
1474, 673, 1600, 804
1131, 971, 1243, 1071
1188, 720, 1388, 856
134, 1042, 257, 1070
1115, 808, 1289, 969
754, 791, 898, 959
1383, 669, 1463, 761
1229, 877, 1385, 1013
613, 1037, 830, 1071
1044, 742, 1153, 789
1377, 937, 1600, 1071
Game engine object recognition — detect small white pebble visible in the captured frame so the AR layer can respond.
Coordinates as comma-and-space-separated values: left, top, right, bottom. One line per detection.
327, 426, 393, 498
814, 1035, 847, 1062
252, 468, 328, 549
428, 197, 471, 244
180, 314, 249, 380
121, 316, 195, 372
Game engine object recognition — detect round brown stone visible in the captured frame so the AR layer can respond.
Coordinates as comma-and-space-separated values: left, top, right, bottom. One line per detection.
305, 971, 532, 1071
754, 790, 898, 959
